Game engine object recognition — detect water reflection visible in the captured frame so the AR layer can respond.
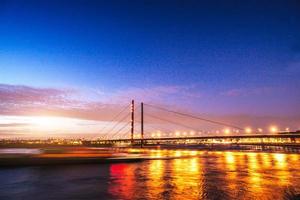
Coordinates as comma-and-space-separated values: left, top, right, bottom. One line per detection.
109, 164, 135, 199
1, 150, 299, 200
147, 160, 165, 199
224, 152, 238, 198
171, 158, 203, 199
109, 150, 300, 200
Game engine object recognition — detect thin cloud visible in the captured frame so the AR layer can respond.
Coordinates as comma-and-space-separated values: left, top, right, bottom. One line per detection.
104, 85, 202, 105
0, 83, 202, 123
0, 83, 299, 133
221, 87, 277, 97
0, 84, 65, 102
0, 123, 30, 127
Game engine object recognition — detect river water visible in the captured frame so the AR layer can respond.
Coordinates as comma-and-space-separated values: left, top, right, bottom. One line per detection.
0, 150, 299, 200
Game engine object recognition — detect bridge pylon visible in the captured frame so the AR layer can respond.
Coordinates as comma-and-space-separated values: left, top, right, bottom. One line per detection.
141, 102, 144, 147
130, 100, 134, 143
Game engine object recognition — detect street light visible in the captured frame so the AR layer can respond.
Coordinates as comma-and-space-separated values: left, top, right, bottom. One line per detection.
245, 127, 252, 134
269, 126, 278, 133
224, 128, 231, 134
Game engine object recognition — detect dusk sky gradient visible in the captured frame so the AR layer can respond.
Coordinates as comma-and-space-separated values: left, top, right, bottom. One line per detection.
0, 0, 300, 138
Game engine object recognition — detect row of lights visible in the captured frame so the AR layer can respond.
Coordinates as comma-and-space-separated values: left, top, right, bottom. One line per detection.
150, 131, 196, 138
223, 125, 288, 134
148, 126, 291, 138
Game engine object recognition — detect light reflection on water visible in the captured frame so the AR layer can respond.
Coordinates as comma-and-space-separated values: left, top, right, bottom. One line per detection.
0, 150, 299, 200
109, 151, 300, 200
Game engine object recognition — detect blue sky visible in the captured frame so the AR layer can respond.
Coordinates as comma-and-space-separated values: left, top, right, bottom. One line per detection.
0, 0, 300, 137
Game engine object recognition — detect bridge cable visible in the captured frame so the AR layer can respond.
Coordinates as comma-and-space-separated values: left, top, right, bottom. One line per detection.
99, 104, 129, 133
144, 103, 243, 130
146, 113, 203, 132
110, 122, 131, 139
118, 129, 132, 139
103, 112, 131, 139
93, 104, 130, 140
143, 123, 174, 135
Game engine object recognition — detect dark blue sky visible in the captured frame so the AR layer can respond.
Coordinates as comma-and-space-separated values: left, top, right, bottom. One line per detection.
1, 0, 300, 116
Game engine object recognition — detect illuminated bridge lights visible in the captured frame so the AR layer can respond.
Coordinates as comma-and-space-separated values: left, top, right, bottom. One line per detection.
89, 134, 300, 146
269, 126, 278, 133
2, 133, 300, 147
245, 127, 252, 134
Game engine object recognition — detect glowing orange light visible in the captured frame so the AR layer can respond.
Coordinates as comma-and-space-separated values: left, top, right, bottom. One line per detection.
269, 126, 278, 133
245, 127, 252, 134
223, 128, 231, 134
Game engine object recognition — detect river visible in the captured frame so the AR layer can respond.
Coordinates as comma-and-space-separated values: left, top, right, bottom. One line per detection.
0, 150, 299, 200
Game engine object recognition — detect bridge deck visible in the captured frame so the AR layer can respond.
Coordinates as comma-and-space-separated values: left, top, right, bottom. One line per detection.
91, 134, 300, 146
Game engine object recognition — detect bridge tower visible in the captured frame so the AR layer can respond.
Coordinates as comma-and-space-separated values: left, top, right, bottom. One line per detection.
141, 102, 144, 147
130, 100, 134, 143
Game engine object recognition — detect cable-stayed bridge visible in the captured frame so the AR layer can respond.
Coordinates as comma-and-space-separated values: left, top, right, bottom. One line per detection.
89, 100, 300, 148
